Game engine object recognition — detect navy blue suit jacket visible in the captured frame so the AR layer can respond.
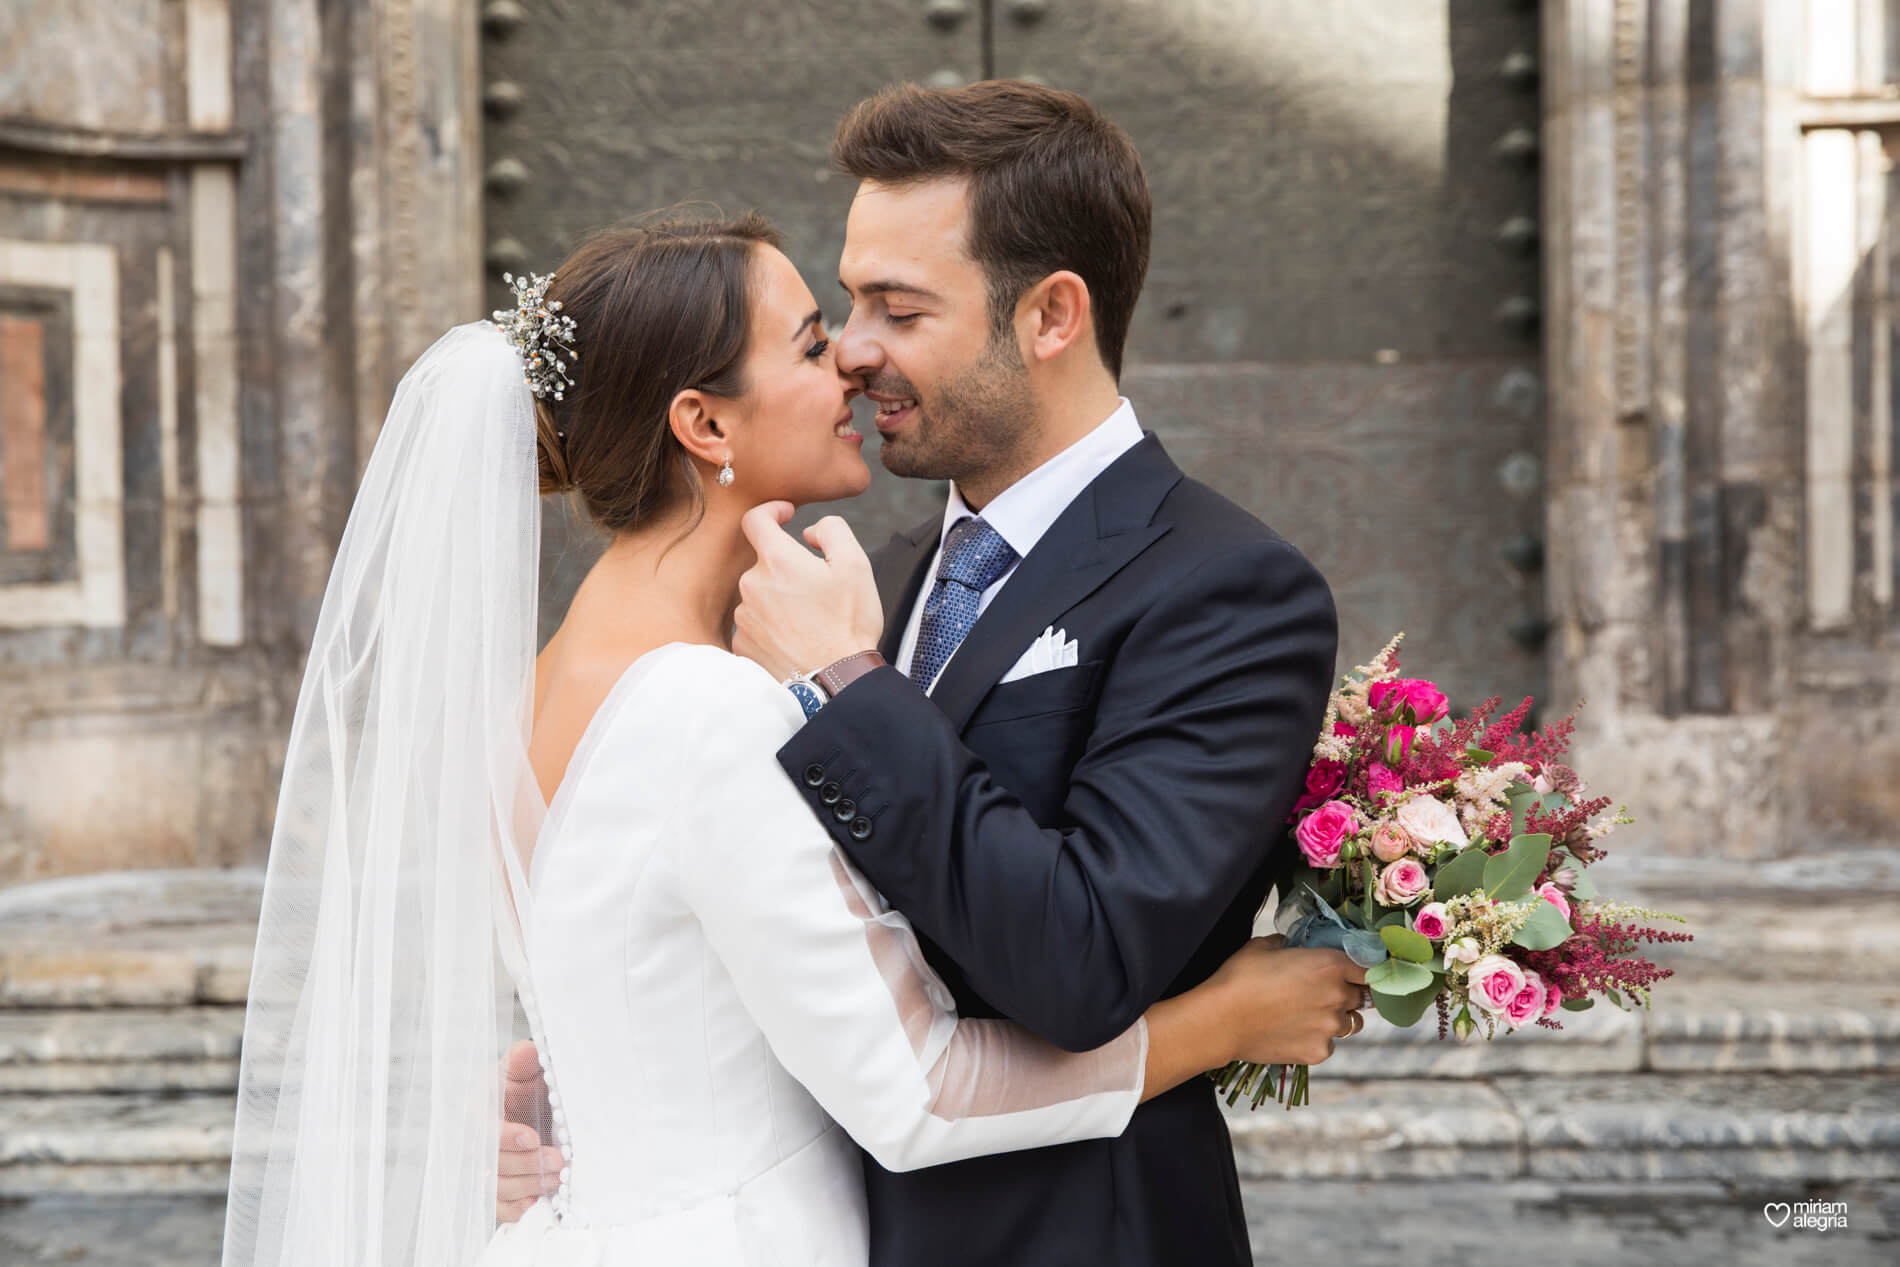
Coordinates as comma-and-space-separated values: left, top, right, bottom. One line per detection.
776, 434, 1337, 1266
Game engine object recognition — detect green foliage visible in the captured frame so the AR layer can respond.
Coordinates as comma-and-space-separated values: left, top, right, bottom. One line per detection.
1380, 925, 1434, 963
1365, 957, 1435, 996
1510, 899, 1574, 950
1432, 847, 1488, 901
1483, 834, 1552, 901
1371, 982, 1438, 1027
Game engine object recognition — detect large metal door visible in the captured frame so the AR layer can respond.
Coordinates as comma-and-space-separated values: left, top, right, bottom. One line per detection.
482, 0, 1546, 706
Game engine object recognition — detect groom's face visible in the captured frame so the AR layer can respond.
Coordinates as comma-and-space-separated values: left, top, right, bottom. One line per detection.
835, 177, 1036, 492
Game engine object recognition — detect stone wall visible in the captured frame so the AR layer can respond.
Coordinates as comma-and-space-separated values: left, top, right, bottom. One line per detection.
1541, 0, 1900, 857
0, 0, 482, 883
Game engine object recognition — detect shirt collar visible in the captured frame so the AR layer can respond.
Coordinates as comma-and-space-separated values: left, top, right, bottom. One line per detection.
938, 397, 1144, 559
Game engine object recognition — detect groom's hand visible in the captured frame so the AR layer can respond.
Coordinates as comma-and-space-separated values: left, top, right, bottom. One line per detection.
735, 501, 882, 682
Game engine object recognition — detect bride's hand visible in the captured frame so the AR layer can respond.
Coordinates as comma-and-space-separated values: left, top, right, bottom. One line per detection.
1203, 935, 1370, 1068
734, 502, 883, 681
496, 1040, 563, 1223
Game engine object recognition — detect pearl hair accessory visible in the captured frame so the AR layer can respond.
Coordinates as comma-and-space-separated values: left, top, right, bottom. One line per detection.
492, 271, 579, 401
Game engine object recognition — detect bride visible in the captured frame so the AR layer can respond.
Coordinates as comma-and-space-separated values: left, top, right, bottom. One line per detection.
221, 213, 1357, 1267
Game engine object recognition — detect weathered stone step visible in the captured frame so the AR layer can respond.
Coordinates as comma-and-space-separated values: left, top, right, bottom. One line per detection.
0, 1093, 233, 1196
0, 1008, 243, 1093
1223, 1073, 1900, 1183
0, 870, 259, 1008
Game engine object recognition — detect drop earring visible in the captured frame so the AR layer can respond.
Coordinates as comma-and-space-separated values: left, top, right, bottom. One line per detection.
717, 458, 735, 488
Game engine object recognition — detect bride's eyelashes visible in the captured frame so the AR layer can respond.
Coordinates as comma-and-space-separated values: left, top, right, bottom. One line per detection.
804, 338, 831, 361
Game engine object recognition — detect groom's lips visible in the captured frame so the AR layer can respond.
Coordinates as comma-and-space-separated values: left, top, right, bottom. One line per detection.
868, 393, 917, 436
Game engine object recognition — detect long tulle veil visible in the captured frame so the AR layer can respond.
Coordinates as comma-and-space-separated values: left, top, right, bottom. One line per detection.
223, 322, 548, 1266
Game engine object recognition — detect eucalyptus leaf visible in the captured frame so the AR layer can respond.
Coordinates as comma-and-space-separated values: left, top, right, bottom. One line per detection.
1314, 868, 1345, 906
1465, 747, 1497, 764
1365, 957, 1435, 996
1371, 982, 1438, 1027
1566, 867, 1598, 900
1560, 996, 1595, 1012
1606, 988, 1625, 1009
1380, 925, 1434, 963
1375, 910, 1408, 930
1510, 900, 1574, 950
1432, 847, 1489, 901
1484, 834, 1552, 902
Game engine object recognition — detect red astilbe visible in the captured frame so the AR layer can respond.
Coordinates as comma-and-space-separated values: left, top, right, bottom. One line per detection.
1524, 795, 1616, 856
1476, 697, 1535, 757
1523, 912, 1691, 1005
1490, 710, 1580, 769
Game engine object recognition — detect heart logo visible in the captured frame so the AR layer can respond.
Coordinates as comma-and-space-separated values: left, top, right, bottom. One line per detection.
1764, 1202, 1792, 1228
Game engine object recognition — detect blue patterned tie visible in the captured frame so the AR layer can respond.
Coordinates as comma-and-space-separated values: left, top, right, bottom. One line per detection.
909, 516, 1018, 691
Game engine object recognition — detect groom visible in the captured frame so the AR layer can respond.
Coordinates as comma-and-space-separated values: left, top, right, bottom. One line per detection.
730, 82, 1341, 1266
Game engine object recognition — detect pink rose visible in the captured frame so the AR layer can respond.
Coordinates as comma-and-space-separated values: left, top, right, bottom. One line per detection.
1412, 901, 1450, 940
1535, 882, 1572, 922
1466, 955, 1526, 1016
1504, 971, 1548, 1028
1367, 762, 1404, 799
1384, 725, 1415, 766
1369, 820, 1411, 862
1373, 857, 1430, 906
1291, 761, 1344, 815
1541, 983, 1564, 1018
1370, 678, 1450, 724
1398, 679, 1450, 724
1295, 800, 1357, 868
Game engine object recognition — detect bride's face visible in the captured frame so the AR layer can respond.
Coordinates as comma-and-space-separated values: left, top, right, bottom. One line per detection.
725, 246, 871, 506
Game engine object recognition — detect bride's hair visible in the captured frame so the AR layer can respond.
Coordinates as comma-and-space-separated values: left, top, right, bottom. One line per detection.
532, 211, 782, 529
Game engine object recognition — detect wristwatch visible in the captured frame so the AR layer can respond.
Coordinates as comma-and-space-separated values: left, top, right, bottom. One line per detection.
782, 651, 887, 719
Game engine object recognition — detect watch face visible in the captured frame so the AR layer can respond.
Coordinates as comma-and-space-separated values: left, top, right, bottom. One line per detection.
786, 681, 825, 720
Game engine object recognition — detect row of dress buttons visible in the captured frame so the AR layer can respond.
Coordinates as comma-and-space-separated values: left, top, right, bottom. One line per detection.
802, 764, 874, 840
519, 997, 575, 1222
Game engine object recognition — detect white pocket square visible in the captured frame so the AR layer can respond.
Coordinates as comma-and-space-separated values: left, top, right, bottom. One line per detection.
999, 626, 1080, 684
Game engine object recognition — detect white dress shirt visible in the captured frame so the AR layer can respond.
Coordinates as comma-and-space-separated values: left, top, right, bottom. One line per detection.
894, 398, 1146, 691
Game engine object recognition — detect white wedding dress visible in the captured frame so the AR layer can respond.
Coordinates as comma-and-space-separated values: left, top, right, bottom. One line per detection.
477, 642, 1148, 1266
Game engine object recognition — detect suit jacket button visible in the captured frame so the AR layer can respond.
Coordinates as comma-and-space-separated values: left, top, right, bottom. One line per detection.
819, 781, 842, 805
802, 764, 826, 788
849, 816, 873, 841
833, 798, 857, 822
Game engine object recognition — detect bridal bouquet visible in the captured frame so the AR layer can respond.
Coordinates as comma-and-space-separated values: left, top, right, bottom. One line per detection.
1214, 634, 1690, 1109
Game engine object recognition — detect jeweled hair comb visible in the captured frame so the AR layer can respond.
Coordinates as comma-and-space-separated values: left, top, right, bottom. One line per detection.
493, 271, 579, 401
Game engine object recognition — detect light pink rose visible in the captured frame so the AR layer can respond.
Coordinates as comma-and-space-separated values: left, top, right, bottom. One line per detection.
1504, 971, 1548, 1028
1467, 954, 1527, 1016
1444, 936, 1482, 969
1373, 857, 1430, 906
1369, 820, 1411, 862
1295, 800, 1357, 868
1535, 882, 1572, 922
1531, 770, 1556, 795
1541, 983, 1564, 1018
1395, 795, 1471, 853
1367, 762, 1404, 799
1413, 902, 1450, 940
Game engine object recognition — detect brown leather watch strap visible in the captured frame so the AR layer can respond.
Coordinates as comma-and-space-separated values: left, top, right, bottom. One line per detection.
813, 651, 887, 699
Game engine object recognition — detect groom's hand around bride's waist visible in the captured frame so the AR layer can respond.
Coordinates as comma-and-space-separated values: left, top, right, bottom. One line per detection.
734, 502, 883, 684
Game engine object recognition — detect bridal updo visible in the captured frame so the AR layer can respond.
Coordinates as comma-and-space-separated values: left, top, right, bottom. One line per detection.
529, 212, 782, 530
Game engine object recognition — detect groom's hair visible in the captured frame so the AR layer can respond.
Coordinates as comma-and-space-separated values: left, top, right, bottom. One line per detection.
832, 80, 1151, 380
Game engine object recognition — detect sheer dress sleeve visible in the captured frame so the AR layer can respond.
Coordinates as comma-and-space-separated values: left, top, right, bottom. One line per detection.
664, 649, 1147, 1173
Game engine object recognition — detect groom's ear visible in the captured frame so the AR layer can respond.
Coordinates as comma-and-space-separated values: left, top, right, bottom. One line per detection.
668, 390, 729, 466
1019, 270, 1092, 367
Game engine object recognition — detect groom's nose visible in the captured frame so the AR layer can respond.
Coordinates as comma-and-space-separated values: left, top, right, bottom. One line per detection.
834, 310, 883, 379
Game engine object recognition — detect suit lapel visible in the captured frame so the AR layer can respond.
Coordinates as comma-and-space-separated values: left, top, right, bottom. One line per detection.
928, 435, 1184, 732
871, 513, 940, 662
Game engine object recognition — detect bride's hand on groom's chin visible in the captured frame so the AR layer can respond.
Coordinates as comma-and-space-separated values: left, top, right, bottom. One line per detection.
1206, 936, 1371, 1069
734, 503, 882, 681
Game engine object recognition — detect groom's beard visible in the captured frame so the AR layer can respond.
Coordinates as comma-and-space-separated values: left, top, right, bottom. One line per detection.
876, 332, 1038, 488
